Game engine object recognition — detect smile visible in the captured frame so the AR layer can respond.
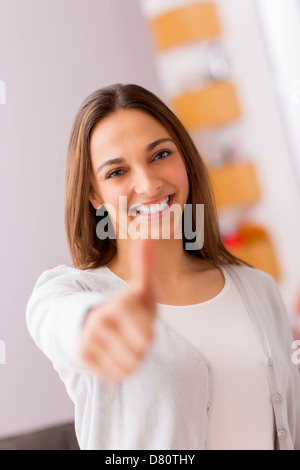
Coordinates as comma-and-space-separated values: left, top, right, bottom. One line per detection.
133, 194, 175, 217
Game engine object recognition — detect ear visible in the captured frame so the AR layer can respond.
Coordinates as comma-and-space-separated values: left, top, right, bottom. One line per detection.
89, 190, 102, 210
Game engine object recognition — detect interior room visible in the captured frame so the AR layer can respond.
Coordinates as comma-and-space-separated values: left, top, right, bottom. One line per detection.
0, 0, 299, 450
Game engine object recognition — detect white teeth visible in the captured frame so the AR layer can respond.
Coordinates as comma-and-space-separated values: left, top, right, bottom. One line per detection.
136, 196, 170, 215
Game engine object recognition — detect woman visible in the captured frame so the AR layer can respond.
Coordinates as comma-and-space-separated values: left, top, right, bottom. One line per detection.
26, 83, 300, 450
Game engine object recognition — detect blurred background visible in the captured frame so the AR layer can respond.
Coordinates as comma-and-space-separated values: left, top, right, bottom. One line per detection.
0, 0, 300, 449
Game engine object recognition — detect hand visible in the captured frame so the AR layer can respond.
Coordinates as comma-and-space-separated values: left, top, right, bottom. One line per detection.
80, 238, 157, 383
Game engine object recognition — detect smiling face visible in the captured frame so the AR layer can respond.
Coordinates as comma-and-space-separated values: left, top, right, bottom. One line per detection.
89, 108, 190, 241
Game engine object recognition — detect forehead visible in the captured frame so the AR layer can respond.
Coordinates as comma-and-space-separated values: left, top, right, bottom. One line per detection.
90, 109, 170, 155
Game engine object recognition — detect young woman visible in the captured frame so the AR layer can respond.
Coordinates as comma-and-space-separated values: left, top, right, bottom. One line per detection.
26, 83, 300, 450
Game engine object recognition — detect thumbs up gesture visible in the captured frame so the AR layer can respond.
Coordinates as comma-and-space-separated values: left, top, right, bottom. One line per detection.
80, 238, 157, 383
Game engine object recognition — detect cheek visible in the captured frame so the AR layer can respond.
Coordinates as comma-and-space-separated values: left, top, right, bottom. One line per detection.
94, 184, 122, 219
99, 185, 132, 225
171, 159, 189, 190
96, 179, 122, 205
105, 190, 121, 208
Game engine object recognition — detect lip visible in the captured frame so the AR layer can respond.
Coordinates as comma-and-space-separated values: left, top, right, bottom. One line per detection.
129, 193, 174, 213
130, 193, 176, 219
139, 194, 173, 207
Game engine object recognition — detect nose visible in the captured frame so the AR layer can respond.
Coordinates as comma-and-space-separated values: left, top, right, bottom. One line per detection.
132, 164, 162, 196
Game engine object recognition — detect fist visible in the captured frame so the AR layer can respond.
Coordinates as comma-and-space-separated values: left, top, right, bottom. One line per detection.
80, 238, 157, 383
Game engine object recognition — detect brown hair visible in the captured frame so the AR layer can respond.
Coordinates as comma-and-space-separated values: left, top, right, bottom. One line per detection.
65, 83, 252, 270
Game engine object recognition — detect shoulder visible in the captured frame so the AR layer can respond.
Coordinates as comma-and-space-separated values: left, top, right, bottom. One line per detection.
222, 263, 290, 325
32, 263, 122, 295
222, 263, 279, 292
34, 264, 89, 285
222, 263, 288, 315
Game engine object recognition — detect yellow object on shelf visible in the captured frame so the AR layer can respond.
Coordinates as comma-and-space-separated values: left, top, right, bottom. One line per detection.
171, 82, 241, 129
150, 2, 222, 51
208, 161, 261, 209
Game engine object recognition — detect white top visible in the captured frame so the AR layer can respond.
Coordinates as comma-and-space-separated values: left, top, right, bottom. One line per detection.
26, 263, 300, 450
156, 266, 275, 450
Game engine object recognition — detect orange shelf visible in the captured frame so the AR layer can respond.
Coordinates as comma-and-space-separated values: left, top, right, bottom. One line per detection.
208, 161, 261, 209
230, 237, 280, 280
150, 2, 221, 51
171, 81, 241, 130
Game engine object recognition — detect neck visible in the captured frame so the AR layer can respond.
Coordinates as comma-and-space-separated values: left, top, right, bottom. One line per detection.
107, 237, 196, 284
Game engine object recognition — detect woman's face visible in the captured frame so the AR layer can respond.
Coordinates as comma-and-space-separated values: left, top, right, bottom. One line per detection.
89, 108, 190, 240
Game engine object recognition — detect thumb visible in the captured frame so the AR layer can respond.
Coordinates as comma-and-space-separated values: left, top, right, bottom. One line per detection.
129, 237, 156, 308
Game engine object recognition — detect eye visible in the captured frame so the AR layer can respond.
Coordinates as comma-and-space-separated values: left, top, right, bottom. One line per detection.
105, 169, 125, 180
153, 149, 172, 161
105, 150, 172, 180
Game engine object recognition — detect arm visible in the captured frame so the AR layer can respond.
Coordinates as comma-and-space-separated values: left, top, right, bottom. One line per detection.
26, 265, 108, 371
26, 239, 157, 383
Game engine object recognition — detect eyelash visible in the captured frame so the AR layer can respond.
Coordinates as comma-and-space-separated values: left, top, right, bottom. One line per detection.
105, 149, 173, 180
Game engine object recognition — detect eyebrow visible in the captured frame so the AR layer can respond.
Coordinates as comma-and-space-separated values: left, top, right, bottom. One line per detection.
96, 137, 174, 175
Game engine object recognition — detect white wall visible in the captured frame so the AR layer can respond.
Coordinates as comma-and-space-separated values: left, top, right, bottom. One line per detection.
254, 0, 300, 188
0, 0, 160, 438
213, 0, 300, 310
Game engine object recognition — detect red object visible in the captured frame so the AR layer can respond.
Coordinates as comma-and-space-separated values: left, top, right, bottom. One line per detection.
222, 233, 243, 250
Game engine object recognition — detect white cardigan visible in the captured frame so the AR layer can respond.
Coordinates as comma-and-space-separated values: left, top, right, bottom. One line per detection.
26, 263, 300, 450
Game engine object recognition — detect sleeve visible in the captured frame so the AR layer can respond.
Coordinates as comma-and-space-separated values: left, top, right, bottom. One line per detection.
26, 265, 109, 372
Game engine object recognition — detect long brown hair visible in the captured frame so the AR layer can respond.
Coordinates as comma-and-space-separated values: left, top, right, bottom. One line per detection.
65, 83, 251, 270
